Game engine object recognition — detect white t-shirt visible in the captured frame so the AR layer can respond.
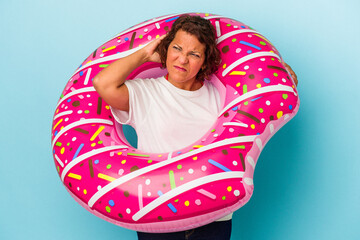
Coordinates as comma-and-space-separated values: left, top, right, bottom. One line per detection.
111, 76, 221, 153
111, 76, 233, 221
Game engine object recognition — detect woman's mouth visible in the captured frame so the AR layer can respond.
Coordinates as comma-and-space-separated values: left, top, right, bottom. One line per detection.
174, 66, 186, 72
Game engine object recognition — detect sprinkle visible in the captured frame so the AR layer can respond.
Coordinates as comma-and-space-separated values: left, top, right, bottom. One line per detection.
97, 97, 102, 115
88, 159, 94, 178
230, 145, 245, 149
251, 96, 263, 102
158, 190, 177, 213
99, 64, 109, 68
267, 65, 287, 72
129, 32, 136, 49
98, 173, 116, 182
138, 184, 143, 209
237, 110, 260, 123
208, 159, 231, 172
165, 16, 179, 22
53, 119, 63, 130
73, 143, 84, 160
106, 206, 111, 213
230, 71, 246, 75
68, 173, 81, 180
197, 189, 216, 200
75, 128, 89, 134
102, 46, 115, 53
239, 40, 261, 50
184, 201, 190, 206
169, 170, 176, 189
127, 153, 150, 158
193, 145, 203, 149
55, 142, 62, 147
90, 126, 105, 141
277, 111, 283, 119
243, 85, 247, 94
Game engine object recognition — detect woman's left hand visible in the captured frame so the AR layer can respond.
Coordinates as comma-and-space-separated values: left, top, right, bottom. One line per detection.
283, 62, 298, 86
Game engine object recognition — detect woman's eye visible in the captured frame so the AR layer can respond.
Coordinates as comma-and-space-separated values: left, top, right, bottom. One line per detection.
173, 46, 180, 50
191, 53, 200, 58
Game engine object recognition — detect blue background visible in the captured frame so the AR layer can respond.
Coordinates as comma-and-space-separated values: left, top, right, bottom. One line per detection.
1, 0, 359, 239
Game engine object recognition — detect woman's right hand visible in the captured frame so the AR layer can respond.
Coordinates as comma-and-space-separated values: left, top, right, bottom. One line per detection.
142, 34, 166, 63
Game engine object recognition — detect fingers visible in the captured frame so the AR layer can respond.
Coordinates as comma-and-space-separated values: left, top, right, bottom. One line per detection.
283, 62, 298, 86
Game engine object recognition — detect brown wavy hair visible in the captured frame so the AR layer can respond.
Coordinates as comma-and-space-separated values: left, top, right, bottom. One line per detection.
156, 15, 221, 81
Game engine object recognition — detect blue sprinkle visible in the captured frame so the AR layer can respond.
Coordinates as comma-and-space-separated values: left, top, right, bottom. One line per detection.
165, 16, 179, 22
109, 200, 115, 207
240, 40, 261, 50
72, 143, 84, 160
124, 37, 129, 41
257, 133, 260, 135
67, 99, 71, 102
247, 50, 252, 54
167, 203, 178, 213
94, 159, 99, 164
53, 149, 55, 154
232, 106, 238, 111
157, 190, 164, 196
208, 159, 231, 172
54, 131, 58, 136
289, 105, 293, 110
263, 78, 271, 84
251, 96, 263, 102
177, 151, 182, 155
241, 26, 246, 28
80, 71, 84, 76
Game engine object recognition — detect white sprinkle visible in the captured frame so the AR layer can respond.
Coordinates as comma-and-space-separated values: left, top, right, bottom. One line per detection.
145, 179, 151, 185
260, 58, 265, 61
77, 110, 83, 114
280, 102, 284, 106
261, 118, 265, 123
100, 53, 104, 57
126, 208, 131, 214
188, 169, 194, 174
65, 118, 69, 122
147, 192, 151, 197
266, 100, 271, 105
258, 68, 262, 71
87, 94, 91, 98
72, 137, 77, 141
233, 161, 238, 166
97, 185, 102, 190
88, 103, 92, 106
236, 48, 241, 53
244, 65, 249, 70
201, 166, 207, 171
234, 190, 240, 196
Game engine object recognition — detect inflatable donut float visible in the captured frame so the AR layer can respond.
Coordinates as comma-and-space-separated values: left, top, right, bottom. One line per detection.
51, 13, 300, 233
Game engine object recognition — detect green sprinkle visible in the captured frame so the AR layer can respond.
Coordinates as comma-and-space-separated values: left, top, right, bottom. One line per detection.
55, 142, 62, 147
211, 129, 216, 132
180, 177, 184, 181
274, 73, 278, 77
259, 108, 264, 113
60, 94, 64, 99
84, 110, 90, 114
67, 143, 70, 146
222, 196, 226, 200
174, 199, 179, 202
226, 24, 231, 27
148, 159, 153, 164
106, 164, 112, 169
243, 84, 248, 94
177, 164, 182, 170
244, 101, 248, 105
230, 145, 245, 149
127, 153, 150, 157
98, 141, 103, 144
260, 41, 266, 46
106, 206, 111, 213
232, 38, 237, 42
139, 35, 143, 39
99, 64, 109, 68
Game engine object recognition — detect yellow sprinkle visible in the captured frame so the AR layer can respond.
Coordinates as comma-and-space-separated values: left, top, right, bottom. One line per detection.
254, 34, 273, 46
184, 201, 190, 206
236, 82, 241, 87
90, 126, 105, 141
117, 152, 122, 155
53, 119, 63, 130
193, 145, 204, 149
60, 147, 65, 154
156, 35, 160, 38
251, 124, 255, 129
230, 71, 246, 75
98, 173, 116, 182
227, 186, 232, 192
105, 105, 110, 110
277, 111, 283, 119
256, 84, 262, 88
102, 46, 116, 53
121, 160, 126, 164
85, 60, 92, 65
193, 157, 198, 160
205, 13, 209, 16
56, 109, 59, 113
158, 155, 162, 157
91, 143, 96, 147
222, 64, 227, 69
68, 173, 82, 180
83, 189, 87, 194
60, 126, 64, 130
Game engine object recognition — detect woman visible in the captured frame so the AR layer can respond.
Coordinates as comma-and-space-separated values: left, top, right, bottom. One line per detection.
93, 15, 297, 240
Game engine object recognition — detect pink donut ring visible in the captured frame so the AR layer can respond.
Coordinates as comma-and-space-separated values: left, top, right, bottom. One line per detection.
51, 13, 300, 233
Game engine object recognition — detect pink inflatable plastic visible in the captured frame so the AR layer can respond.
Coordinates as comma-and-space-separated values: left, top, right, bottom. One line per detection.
52, 13, 299, 233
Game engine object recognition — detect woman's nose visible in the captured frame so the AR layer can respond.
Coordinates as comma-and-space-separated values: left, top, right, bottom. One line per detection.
178, 53, 189, 64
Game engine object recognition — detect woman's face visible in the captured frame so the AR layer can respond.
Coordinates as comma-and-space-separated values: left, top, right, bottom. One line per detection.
166, 30, 206, 90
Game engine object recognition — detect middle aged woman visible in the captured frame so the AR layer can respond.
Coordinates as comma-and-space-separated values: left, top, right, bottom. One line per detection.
93, 14, 298, 240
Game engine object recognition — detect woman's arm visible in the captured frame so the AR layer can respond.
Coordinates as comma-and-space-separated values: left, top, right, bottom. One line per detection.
93, 35, 165, 111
